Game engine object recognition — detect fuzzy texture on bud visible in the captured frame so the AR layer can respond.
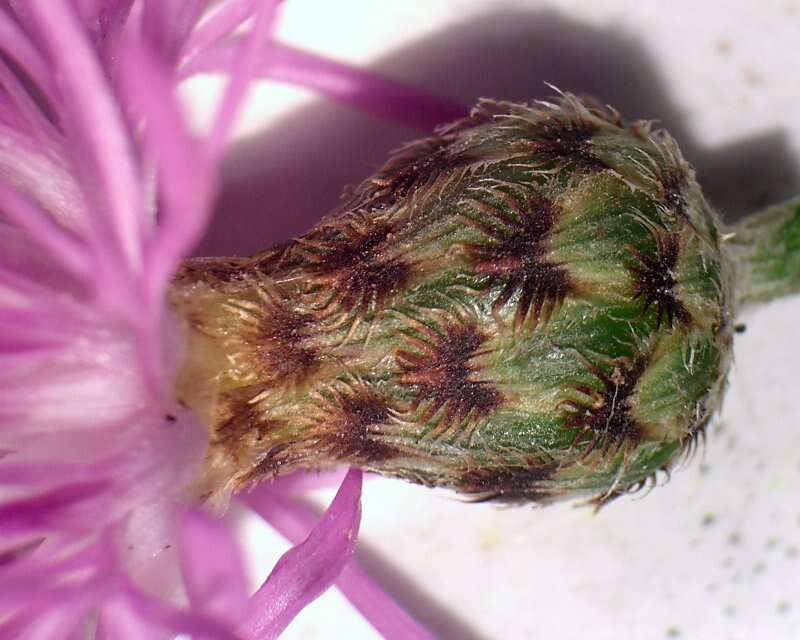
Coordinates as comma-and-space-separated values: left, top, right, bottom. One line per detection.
172, 95, 733, 506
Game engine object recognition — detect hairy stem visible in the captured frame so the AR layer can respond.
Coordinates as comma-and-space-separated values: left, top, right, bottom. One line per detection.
728, 198, 800, 308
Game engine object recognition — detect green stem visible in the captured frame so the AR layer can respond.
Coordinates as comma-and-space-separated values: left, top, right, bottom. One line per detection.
728, 198, 800, 308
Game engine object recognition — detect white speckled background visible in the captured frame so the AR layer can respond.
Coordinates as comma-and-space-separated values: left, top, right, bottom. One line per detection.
194, 2, 800, 638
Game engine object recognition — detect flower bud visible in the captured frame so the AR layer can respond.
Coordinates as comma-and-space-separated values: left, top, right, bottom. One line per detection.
172, 95, 733, 505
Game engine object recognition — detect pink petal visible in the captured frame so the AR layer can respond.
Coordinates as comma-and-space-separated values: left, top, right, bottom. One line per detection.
98, 590, 231, 640
0, 134, 88, 245
0, 254, 79, 301
262, 42, 465, 130
0, 551, 110, 610
241, 468, 363, 639
0, 92, 33, 134
0, 461, 101, 486
27, 0, 146, 277
0, 481, 109, 536
179, 509, 249, 625
185, 39, 466, 130
0, 537, 103, 582
0, 318, 70, 352
181, 0, 263, 66
0, 605, 88, 640
206, 0, 282, 162
254, 481, 434, 640
113, 34, 217, 395
77, 0, 136, 68
0, 309, 83, 346
0, 183, 88, 278
122, 584, 242, 640
97, 597, 163, 640
337, 562, 435, 640
262, 468, 350, 496
116, 37, 212, 300
141, 0, 208, 66
0, 9, 56, 100
0, 56, 59, 144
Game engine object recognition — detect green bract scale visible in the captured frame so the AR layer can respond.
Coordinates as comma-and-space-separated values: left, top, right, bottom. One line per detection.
172, 95, 736, 505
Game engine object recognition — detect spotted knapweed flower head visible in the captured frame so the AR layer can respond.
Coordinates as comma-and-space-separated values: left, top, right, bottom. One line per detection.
170, 83, 800, 511
170, 94, 736, 508
0, 2, 432, 637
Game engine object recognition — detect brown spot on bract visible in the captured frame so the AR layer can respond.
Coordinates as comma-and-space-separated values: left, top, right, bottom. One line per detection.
175, 257, 250, 286
219, 398, 349, 487
298, 217, 411, 316
631, 139, 694, 225
250, 241, 296, 274
457, 459, 558, 503
342, 133, 472, 213
397, 319, 502, 442
237, 384, 400, 483
256, 301, 320, 388
212, 398, 288, 473
659, 165, 691, 220
561, 354, 649, 456
528, 111, 607, 171
335, 259, 411, 315
680, 418, 708, 463
628, 232, 691, 328
240, 440, 310, 485
316, 384, 399, 464
463, 189, 572, 326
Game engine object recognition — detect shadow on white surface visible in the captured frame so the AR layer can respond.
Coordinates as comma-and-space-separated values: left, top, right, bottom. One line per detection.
199, 8, 799, 257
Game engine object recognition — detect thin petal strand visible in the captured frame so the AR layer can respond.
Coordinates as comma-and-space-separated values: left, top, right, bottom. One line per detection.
181, 0, 262, 65
0, 10, 56, 99
255, 478, 435, 640
27, 0, 146, 276
0, 184, 88, 277
184, 39, 466, 130
179, 509, 249, 625
241, 469, 363, 640
116, 37, 212, 299
206, 0, 282, 161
